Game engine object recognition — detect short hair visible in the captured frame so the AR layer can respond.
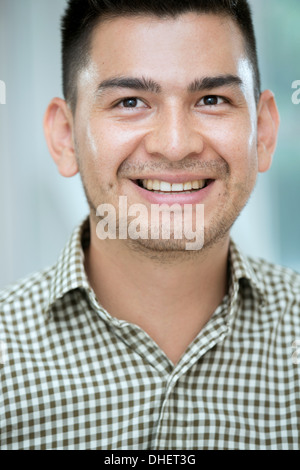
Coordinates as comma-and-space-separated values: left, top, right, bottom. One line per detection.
61, 0, 261, 111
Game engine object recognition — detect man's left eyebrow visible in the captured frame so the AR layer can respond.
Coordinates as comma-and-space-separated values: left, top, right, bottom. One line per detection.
188, 74, 243, 93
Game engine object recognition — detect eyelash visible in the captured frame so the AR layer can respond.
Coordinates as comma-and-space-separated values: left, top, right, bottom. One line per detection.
113, 95, 230, 109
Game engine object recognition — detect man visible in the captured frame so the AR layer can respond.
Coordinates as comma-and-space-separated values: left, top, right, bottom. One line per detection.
0, 0, 299, 450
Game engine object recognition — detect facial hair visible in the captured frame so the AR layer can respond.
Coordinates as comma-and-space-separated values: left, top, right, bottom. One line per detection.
76, 153, 254, 263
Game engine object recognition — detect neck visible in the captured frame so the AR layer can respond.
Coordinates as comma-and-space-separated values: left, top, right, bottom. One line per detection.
85, 217, 230, 364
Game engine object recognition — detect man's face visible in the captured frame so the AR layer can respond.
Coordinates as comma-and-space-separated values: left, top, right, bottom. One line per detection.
73, 13, 261, 253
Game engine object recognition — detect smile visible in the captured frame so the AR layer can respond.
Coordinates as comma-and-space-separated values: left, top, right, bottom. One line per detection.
137, 179, 211, 194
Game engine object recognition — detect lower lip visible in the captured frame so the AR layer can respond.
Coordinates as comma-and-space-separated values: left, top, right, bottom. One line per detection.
131, 181, 215, 205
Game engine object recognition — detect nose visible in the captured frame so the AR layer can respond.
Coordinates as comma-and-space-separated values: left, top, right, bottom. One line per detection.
144, 104, 204, 162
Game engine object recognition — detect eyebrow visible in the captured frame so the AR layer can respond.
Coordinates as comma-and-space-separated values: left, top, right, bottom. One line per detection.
188, 75, 243, 93
97, 76, 161, 95
96, 74, 243, 96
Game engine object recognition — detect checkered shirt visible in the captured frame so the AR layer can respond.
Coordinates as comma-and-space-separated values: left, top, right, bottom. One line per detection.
0, 218, 299, 450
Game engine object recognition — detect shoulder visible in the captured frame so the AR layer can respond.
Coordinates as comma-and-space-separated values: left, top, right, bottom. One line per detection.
245, 254, 300, 318
0, 218, 90, 332
0, 266, 55, 325
248, 255, 300, 294
230, 239, 300, 299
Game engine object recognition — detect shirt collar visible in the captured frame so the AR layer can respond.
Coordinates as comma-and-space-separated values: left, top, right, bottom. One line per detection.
46, 218, 91, 312
229, 238, 267, 302
46, 218, 267, 313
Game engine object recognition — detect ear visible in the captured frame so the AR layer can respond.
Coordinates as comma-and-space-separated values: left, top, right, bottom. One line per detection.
256, 90, 280, 173
43, 98, 79, 177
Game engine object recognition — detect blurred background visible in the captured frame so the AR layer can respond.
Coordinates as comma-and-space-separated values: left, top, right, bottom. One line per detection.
0, 0, 299, 288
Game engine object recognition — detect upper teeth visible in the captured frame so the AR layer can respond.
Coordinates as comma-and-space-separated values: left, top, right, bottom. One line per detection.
141, 179, 206, 192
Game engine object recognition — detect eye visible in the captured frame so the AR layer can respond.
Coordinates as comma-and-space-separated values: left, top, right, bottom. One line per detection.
116, 98, 147, 109
198, 95, 227, 106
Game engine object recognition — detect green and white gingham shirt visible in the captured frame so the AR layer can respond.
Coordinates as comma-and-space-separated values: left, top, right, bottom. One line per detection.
0, 219, 299, 450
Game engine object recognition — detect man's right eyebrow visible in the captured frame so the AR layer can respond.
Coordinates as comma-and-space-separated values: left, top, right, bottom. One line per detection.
96, 76, 162, 95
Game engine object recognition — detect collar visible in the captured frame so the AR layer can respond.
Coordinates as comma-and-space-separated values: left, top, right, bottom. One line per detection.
46, 218, 91, 313
229, 238, 267, 304
46, 218, 267, 313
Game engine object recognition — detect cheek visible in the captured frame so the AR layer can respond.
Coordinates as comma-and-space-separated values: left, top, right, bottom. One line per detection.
83, 119, 147, 174
204, 117, 258, 174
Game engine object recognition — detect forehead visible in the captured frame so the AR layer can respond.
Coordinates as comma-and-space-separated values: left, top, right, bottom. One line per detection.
90, 13, 245, 74
77, 12, 252, 99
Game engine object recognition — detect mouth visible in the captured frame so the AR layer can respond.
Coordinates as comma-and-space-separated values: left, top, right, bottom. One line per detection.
134, 178, 213, 194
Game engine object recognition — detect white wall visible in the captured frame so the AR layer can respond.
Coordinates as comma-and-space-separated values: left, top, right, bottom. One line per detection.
0, 0, 88, 288
0, 0, 295, 288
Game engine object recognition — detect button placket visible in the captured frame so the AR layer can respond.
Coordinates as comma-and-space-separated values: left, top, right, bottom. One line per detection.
152, 310, 231, 449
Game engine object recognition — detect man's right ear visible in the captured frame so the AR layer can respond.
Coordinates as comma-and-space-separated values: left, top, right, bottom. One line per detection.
43, 98, 79, 177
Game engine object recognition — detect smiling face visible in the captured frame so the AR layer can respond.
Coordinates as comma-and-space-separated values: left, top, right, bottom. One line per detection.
52, 13, 277, 255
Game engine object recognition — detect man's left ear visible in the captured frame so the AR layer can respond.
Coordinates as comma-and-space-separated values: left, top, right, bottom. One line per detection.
257, 90, 280, 173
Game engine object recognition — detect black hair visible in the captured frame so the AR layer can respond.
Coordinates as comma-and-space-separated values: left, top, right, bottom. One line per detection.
61, 0, 261, 111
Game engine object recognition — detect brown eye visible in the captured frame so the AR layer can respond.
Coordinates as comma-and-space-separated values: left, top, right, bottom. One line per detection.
204, 96, 218, 106
122, 98, 138, 108
198, 96, 226, 106
116, 98, 147, 110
